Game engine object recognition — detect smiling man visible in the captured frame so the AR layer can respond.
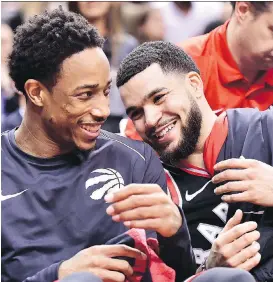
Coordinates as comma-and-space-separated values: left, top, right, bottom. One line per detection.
117, 41, 273, 282
1, 8, 197, 282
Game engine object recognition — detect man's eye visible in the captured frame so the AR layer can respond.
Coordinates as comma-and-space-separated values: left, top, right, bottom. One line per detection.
154, 94, 165, 104
131, 110, 143, 121
79, 91, 93, 98
104, 88, 111, 96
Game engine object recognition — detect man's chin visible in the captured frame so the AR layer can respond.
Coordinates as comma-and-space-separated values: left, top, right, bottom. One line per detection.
75, 139, 96, 151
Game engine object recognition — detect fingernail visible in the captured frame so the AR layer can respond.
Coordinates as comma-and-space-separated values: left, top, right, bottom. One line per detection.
221, 195, 227, 201
240, 156, 245, 159
214, 188, 218, 193
112, 215, 120, 221
124, 221, 131, 227
106, 205, 115, 215
105, 193, 114, 203
250, 221, 258, 228
253, 242, 260, 250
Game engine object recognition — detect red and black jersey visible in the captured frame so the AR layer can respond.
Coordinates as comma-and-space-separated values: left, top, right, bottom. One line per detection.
165, 163, 227, 265
165, 108, 273, 282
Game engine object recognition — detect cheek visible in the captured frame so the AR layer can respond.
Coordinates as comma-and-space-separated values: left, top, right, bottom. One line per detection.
47, 103, 78, 127
135, 121, 145, 134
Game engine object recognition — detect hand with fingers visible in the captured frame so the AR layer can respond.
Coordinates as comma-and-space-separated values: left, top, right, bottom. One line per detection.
58, 245, 147, 282
104, 184, 182, 238
212, 157, 273, 207
205, 209, 261, 271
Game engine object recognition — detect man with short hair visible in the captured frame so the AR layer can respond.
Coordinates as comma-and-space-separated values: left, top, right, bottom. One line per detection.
178, 1, 273, 111
117, 41, 273, 282
123, 2, 273, 141
1, 8, 195, 282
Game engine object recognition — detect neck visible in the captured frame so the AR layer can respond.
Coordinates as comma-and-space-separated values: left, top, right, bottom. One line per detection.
184, 108, 217, 169
88, 18, 108, 37
227, 18, 261, 83
15, 105, 75, 158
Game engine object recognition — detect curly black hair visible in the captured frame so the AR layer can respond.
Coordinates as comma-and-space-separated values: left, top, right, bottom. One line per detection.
9, 6, 105, 98
116, 41, 200, 88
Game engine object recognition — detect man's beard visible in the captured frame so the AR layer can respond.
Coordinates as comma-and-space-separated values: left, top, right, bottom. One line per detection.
150, 100, 202, 166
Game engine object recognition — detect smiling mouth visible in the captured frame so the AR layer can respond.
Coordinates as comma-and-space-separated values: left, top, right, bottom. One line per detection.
154, 121, 176, 140
79, 124, 101, 133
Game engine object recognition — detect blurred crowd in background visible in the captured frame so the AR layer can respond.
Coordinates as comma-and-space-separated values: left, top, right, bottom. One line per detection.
1, 1, 233, 133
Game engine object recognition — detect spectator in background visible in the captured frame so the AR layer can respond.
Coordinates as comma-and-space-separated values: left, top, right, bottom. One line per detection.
1, 2, 24, 32
203, 20, 224, 34
159, 2, 225, 43
1, 24, 14, 98
136, 7, 165, 43
1, 91, 25, 132
178, 1, 273, 111
68, 2, 139, 133
1, 24, 19, 120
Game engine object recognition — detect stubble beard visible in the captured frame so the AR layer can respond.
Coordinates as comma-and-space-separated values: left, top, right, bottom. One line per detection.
152, 100, 202, 166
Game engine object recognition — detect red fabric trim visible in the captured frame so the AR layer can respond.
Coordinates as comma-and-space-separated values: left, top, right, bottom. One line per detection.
179, 168, 211, 179
204, 112, 228, 176
126, 229, 175, 282
127, 229, 147, 282
165, 170, 182, 207
147, 237, 175, 282
178, 160, 208, 172
125, 119, 142, 141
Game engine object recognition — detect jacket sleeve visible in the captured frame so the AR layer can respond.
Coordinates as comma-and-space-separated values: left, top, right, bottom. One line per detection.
263, 107, 273, 166
22, 261, 62, 282
141, 144, 196, 281
252, 257, 273, 282
251, 212, 273, 282
158, 208, 197, 282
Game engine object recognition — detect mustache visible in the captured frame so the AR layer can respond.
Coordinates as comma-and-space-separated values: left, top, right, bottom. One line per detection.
145, 118, 175, 138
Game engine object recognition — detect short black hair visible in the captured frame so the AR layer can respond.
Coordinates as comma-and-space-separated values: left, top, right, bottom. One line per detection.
230, 1, 272, 15
9, 6, 104, 98
116, 41, 200, 88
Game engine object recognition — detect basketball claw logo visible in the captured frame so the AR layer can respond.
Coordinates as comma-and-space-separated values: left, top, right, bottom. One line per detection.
85, 168, 125, 200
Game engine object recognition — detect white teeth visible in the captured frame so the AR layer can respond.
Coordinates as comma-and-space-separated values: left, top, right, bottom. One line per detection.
81, 125, 92, 132
156, 124, 175, 138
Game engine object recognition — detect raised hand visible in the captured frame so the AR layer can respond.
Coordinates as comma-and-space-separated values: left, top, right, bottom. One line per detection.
105, 184, 182, 237
206, 209, 261, 271
213, 158, 273, 207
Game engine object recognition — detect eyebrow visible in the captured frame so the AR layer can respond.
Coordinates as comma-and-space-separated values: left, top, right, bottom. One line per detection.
73, 79, 112, 92
126, 87, 168, 117
145, 87, 168, 100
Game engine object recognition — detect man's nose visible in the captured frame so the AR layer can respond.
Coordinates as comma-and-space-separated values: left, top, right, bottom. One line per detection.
90, 97, 110, 122
144, 107, 161, 129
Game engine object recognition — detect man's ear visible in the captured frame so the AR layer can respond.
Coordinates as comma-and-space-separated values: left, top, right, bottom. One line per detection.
185, 71, 204, 99
234, 2, 252, 24
24, 79, 49, 107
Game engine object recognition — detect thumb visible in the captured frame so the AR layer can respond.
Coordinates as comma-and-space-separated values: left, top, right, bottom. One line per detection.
222, 209, 243, 233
